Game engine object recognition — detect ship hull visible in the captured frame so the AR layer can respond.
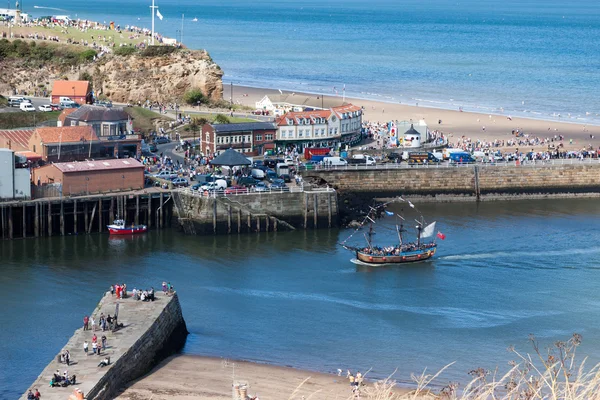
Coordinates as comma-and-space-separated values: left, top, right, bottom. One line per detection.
355, 247, 436, 265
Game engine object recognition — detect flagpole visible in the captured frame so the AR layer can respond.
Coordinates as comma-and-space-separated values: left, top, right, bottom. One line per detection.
181, 13, 184, 45
150, 0, 156, 45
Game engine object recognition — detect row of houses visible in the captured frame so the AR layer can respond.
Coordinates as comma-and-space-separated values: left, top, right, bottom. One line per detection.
0, 105, 141, 164
201, 104, 363, 156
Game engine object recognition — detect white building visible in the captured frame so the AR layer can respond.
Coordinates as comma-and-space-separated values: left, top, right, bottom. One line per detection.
0, 148, 31, 200
276, 104, 363, 151
0, 8, 30, 22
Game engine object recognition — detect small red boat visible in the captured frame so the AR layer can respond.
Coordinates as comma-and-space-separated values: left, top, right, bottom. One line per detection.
107, 219, 147, 235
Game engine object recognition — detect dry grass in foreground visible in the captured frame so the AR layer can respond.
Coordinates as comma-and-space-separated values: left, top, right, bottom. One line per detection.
312, 334, 600, 400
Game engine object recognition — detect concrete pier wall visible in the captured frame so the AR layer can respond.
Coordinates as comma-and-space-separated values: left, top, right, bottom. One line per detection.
21, 292, 188, 400
173, 188, 339, 235
302, 163, 600, 200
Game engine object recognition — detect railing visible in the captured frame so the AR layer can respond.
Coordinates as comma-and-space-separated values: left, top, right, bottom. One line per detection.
179, 185, 335, 198
300, 158, 600, 172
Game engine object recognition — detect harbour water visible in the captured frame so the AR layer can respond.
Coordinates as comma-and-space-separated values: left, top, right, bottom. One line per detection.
28, 0, 600, 124
5, 198, 600, 398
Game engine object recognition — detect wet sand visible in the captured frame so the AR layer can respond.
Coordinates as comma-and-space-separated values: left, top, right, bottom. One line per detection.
117, 355, 432, 400
231, 85, 600, 151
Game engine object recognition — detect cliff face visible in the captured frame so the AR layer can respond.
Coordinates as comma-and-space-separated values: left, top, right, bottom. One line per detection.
0, 48, 223, 103
94, 49, 223, 103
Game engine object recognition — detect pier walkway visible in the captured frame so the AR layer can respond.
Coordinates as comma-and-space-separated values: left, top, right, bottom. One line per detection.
21, 290, 187, 400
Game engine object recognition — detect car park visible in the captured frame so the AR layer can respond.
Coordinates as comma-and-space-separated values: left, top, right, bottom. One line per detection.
38, 104, 53, 112
171, 177, 189, 187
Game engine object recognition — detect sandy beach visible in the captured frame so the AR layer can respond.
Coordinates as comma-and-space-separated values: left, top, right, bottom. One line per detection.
231, 85, 600, 151
117, 355, 431, 400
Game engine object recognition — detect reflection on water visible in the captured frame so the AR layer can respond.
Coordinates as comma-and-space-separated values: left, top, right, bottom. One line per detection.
3, 198, 600, 398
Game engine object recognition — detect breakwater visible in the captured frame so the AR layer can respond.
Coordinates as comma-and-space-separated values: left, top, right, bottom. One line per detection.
302, 161, 600, 201
172, 187, 339, 234
0, 190, 173, 240
21, 291, 188, 400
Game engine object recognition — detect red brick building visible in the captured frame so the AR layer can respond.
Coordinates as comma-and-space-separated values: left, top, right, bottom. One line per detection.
51, 80, 93, 105
31, 158, 144, 196
201, 122, 276, 157
27, 126, 100, 162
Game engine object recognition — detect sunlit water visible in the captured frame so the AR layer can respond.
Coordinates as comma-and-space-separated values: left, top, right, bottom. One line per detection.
4, 198, 600, 397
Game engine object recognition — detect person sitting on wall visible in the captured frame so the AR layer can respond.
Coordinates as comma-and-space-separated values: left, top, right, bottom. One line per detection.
98, 357, 111, 367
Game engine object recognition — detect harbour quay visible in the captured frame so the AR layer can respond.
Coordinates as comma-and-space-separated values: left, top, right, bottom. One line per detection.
20, 290, 188, 400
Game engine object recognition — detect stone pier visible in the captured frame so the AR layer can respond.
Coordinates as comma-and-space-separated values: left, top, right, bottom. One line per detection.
21, 291, 188, 400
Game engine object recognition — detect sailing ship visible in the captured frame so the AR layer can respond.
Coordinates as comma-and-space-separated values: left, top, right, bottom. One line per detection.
341, 199, 441, 266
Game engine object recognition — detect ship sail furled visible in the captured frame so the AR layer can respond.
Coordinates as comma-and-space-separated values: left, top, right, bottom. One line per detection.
420, 222, 436, 239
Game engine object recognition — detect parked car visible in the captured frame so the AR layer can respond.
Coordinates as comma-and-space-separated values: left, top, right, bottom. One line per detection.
171, 177, 189, 187
224, 185, 248, 195
237, 176, 258, 187
265, 170, 278, 182
201, 179, 227, 191
148, 143, 158, 152
8, 96, 25, 107
38, 104, 53, 112
20, 102, 35, 112
155, 137, 170, 144
50, 103, 62, 111
279, 173, 291, 183
252, 160, 264, 168
153, 170, 178, 180
191, 183, 203, 191
270, 179, 287, 189
253, 182, 269, 192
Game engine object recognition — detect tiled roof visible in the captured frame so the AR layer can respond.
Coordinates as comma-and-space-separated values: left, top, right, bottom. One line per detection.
16, 151, 42, 161
36, 126, 99, 144
0, 129, 35, 151
212, 122, 276, 133
51, 80, 90, 97
58, 108, 78, 124
52, 158, 144, 173
331, 104, 362, 118
277, 110, 332, 126
66, 105, 130, 122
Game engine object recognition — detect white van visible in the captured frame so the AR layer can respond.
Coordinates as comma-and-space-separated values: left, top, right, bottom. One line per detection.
251, 168, 265, 180
59, 96, 74, 103
8, 96, 25, 107
323, 156, 348, 166
352, 154, 377, 165
276, 162, 289, 176
20, 102, 35, 112
201, 179, 227, 191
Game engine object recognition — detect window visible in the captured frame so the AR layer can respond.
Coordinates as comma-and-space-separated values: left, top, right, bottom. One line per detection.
246, 135, 251, 142
206, 133, 210, 141
70, 121, 77, 126
334, 128, 338, 134
255, 134, 263, 141
102, 125, 110, 137
299, 130, 303, 138
265, 134, 273, 141
280, 131, 286, 138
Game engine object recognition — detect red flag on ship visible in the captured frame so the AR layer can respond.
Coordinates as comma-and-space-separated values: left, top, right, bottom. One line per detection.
437, 232, 446, 240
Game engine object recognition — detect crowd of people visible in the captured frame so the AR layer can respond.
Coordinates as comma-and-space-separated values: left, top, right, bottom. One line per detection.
49, 369, 76, 387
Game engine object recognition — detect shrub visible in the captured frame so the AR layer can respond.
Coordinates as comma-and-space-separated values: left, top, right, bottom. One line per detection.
213, 114, 230, 124
140, 45, 176, 57
114, 46, 137, 56
79, 49, 97, 62
183, 89, 205, 105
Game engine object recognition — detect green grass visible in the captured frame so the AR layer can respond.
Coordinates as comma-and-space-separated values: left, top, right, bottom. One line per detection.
189, 113, 259, 123
125, 107, 173, 133
0, 110, 60, 129
10, 25, 150, 48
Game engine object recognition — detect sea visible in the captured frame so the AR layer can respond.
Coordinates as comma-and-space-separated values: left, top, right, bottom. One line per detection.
4, 199, 600, 398
27, 0, 600, 125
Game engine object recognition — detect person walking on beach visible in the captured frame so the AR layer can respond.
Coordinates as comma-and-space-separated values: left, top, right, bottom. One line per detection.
348, 372, 355, 386
356, 371, 363, 386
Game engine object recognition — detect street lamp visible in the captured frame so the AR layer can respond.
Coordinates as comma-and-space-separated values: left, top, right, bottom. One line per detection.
72, 86, 75, 101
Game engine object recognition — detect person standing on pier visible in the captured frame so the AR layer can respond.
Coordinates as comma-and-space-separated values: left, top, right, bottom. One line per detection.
84, 340, 89, 355
101, 335, 107, 351
92, 341, 98, 355
91, 316, 96, 332
83, 315, 89, 331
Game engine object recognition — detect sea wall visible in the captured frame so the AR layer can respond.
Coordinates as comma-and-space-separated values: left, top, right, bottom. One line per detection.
172, 188, 338, 234
302, 163, 600, 200
21, 292, 188, 400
